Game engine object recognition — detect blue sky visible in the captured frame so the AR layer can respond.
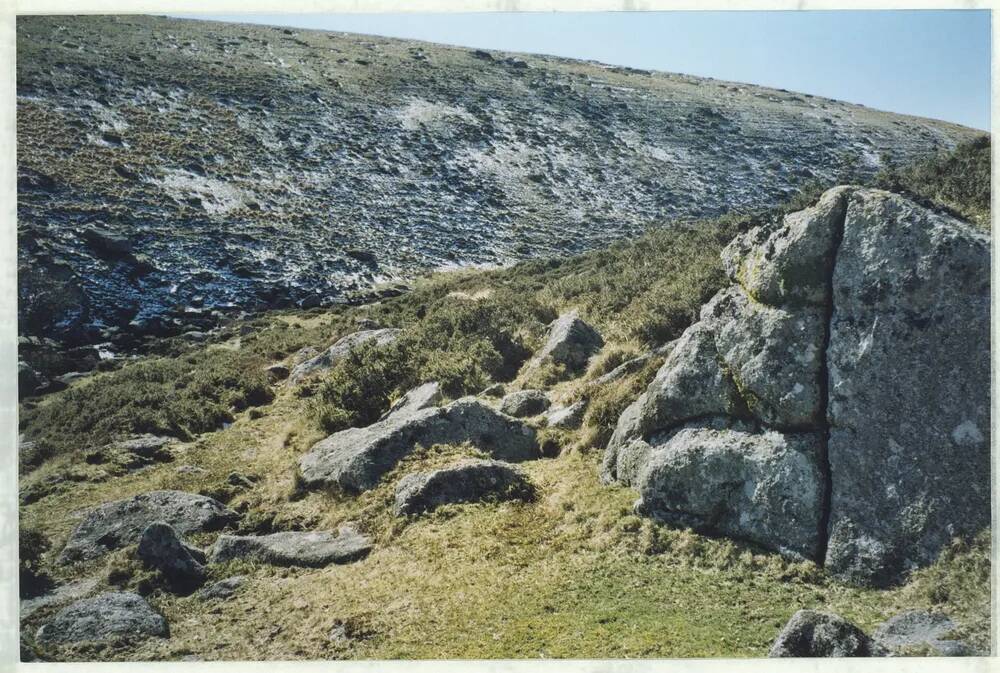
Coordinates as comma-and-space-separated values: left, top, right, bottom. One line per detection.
174, 11, 991, 130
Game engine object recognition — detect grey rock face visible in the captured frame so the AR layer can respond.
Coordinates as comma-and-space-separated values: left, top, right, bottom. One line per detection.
394, 459, 535, 516
872, 611, 975, 657
545, 399, 587, 430
299, 391, 539, 492
769, 609, 880, 657
59, 491, 236, 563
824, 190, 990, 586
529, 311, 603, 373
605, 187, 989, 583
499, 389, 550, 418
20, 577, 100, 620
635, 419, 825, 560
379, 381, 442, 420
288, 328, 401, 384
210, 527, 371, 567
198, 576, 246, 601
35, 592, 168, 644
136, 522, 206, 591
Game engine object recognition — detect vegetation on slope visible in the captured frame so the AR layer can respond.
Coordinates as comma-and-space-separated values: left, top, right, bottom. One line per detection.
18, 140, 991, 661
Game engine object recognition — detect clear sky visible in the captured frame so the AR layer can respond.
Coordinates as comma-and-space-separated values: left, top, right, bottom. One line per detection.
173, 11, 991, 130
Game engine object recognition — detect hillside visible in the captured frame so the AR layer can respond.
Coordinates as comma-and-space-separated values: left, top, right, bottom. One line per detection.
18, 136, 991, 661
16, 14, 983, 355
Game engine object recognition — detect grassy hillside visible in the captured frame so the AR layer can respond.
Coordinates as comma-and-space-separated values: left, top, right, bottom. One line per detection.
18, 140, 991, 661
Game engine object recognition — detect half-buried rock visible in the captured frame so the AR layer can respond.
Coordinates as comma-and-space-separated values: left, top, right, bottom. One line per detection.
59, 491, 237, 563
299, 386, 539, 492
288, 328, 401, 384
768, 609, 882, 657
36, 592, 168, 644
394, 459, 535, 516
499, 389, 550, 418
136, 521, 207, 592
210, 526, 371, 567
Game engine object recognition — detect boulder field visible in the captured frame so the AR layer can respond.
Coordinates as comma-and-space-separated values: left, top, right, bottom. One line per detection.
602, 186, 990, 587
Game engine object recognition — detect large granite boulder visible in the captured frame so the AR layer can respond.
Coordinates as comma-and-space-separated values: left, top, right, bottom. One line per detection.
59, 491, 237, 563
210, 527, 371, 567
299, 387, 539, 492
604, 187, 990, 585
288, 328, 401, 384
394, 459, 535, 516
769, 609, 881, 657
35, 592, 168, 644
527, 311, 603, 374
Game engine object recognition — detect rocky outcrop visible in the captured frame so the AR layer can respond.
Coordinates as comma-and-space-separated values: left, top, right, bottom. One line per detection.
59, 491, 237, 563
35, 592, 168, 644
299, 387, 540, 492
394, 459, 535, 516
136, 522, 207, 591
210, 527, 372, 567
768, 609, 881, 657
288, 328, 401, 384
872, 611, 976, 657
604, 187, 990, 585
499, 390, 550, 418
527, 311, 603, 375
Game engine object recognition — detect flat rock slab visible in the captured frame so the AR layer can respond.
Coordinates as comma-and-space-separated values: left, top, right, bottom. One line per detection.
769, 609, 881, 657
299, 392, 539, 492
289, 328, 401, 384
873, 611, 975, 657
35, 592, 168, 644
499, 390, 550, 418
210, 527, 372, 567
394, 459, 535, 516
198, 576, 246, 601
59, 490, 237, 563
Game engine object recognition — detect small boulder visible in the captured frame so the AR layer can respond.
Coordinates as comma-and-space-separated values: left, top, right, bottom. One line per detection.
136, 522, 206, 591
288, 328, 401, 384
379, 381, 442, 420
394, 459, 535, 516
198, 575, 246, 601
873, 611, 976, 657
769, 610, 881, 657
545, 400, 587, 430
499, 390, 550, 418
59, 491, 236, 563
210, 526, 372, 567
529, 311, 603, 374
35, 592, 168, 644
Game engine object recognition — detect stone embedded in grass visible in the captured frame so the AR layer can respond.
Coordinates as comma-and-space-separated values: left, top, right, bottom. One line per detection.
379, 381, 441, 420
872, 611, 977, 657
58, 490, 237, 564
84, 434, 177, 470
394, 459, 535, 516
526, 311, 603, 376
299, 390, 540, 493
210, 527, 372, 567
136, 521, 206, 592
769, 609, 882, 657
35, 592, 169, 644
288, 328, 401, 384
499, 389, 550, 418
545, 399, 587, 430
198, 575, 246, 600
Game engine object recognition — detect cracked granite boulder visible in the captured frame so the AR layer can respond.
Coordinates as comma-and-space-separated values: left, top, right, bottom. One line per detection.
604, 187, 990, 585
299, 384, 540, 492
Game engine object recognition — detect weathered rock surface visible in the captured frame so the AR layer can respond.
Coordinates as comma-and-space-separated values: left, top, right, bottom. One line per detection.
499, 389, 550, 418
545, 400, 587, 430
872, 611, 976, 657
379, 381, 442, 420
299, 389, 539, 492
288, 328, 401, 384
35, 592, 168, 644
85, 434, 176, 470
604, 187, 990, 584
769, 609, 881, 657
136, 522, 206, 591
634, 418, 825, 560
59, 491, 236, 563
394, 459, 534, 516
210, 527, 372, 567
198, 576, 246, 601
823, 189, 991, 586
528, 311, 603, 374
20, 577, 100, 620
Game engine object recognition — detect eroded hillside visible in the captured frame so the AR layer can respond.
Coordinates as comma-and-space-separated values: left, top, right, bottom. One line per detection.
16, 14, 981, 349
